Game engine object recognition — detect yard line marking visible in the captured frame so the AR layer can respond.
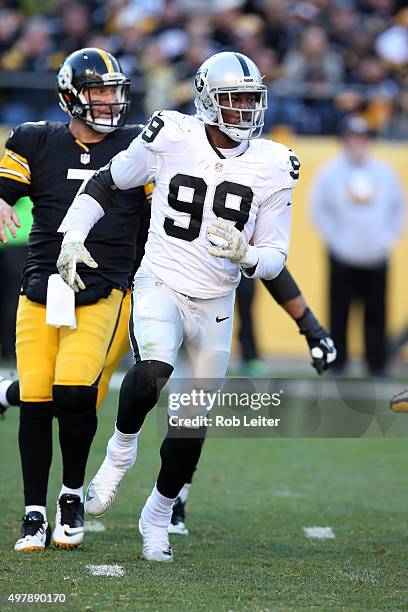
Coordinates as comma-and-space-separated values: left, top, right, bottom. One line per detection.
84, 521, 106, 532
86, 564, 125, 577
303, 526, 335, 539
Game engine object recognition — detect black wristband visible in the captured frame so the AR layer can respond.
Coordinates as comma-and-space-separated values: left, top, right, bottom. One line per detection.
296, 307, 328, 340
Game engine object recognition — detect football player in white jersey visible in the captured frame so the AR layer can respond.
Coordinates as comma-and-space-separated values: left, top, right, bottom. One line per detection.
56, 52, 302, 562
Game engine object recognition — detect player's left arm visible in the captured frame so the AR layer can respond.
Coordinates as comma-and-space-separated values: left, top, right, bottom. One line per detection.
208, 186, 292, 279
208, 145, 299, 278
262, 267, 337, 374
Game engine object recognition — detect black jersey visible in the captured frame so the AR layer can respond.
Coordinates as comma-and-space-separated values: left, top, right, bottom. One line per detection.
0, 121, 147, 304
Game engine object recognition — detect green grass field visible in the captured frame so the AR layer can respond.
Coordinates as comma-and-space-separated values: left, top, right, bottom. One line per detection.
1, 390, 408, 611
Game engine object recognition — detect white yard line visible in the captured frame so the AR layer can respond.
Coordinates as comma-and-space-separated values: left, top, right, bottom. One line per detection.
303, 526, 335, 539
86, 564, 125, 577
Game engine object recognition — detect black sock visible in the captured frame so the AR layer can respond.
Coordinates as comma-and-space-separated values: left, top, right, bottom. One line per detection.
19, 402, 54, 506
157, 427, 206, 499
53, 385, 98, 489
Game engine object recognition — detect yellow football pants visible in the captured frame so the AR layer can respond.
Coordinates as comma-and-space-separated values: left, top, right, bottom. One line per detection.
16, 289, 132, 408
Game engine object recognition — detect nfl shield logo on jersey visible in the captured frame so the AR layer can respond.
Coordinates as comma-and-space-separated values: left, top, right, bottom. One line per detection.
214, 162, 223, 173
80, 153, 90, 165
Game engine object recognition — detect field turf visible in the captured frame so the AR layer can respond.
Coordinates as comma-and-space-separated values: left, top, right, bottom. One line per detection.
1, 389, 407, 610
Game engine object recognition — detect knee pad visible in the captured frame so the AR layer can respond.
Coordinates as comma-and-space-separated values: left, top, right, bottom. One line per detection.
53, 385, 98, 430
20, 401, 55, 421
119, 360, 173, 408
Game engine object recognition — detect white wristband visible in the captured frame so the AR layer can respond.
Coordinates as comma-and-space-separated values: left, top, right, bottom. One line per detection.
241, 244, 259, 269
62, 229, 87, 245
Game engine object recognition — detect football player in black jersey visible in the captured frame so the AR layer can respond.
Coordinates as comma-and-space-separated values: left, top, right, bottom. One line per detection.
0, 48, 148, 552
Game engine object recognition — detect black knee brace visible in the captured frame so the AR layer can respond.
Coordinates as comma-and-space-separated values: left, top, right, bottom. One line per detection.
157, 426, 206, 499
19, 402, 55, 506
53, 385, 98, 432
117, 360, 173, 433
53, 385, 98, 489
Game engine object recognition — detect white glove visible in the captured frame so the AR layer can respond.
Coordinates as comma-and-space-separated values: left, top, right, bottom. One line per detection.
207, 217, 258, 268
57, 230, 98, 292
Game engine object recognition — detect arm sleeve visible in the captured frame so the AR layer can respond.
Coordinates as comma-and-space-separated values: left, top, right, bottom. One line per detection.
261, 266, 301, 304
243, 187, 292, 280
0, 126, 33, 204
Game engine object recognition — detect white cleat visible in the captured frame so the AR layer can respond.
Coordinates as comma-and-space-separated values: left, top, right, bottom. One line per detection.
168, 498, 188, 535
85, 458, 127, 517
138, 518, 173, 562
53, 494, 84, 549
168, 521, 188, 536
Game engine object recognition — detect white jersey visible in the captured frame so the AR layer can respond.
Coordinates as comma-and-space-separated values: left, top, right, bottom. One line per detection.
111, 111, 299, 299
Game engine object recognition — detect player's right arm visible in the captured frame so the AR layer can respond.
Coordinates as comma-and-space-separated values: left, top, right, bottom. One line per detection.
262, 267, 336, 374
0, 125, 33, 243
57, 116, 161, 290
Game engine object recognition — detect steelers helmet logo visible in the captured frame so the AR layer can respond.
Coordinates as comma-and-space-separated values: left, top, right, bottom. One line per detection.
57, 63, 73, 90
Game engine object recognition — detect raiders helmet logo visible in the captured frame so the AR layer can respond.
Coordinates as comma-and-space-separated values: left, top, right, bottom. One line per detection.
194, 68, 208, 94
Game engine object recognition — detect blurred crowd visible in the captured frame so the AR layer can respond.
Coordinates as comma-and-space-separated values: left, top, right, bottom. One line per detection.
0, 0, 407, 135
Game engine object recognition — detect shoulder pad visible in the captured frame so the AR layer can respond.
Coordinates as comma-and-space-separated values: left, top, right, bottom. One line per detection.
257, 139, 301, 191
139, 110, 193, 152
4, 121, 48, 159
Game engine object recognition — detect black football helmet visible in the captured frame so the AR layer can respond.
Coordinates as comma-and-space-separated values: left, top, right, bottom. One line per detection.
57, 47, 130, 133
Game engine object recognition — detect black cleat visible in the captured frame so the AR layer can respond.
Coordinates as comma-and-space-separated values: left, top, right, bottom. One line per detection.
15, 511, 51, 552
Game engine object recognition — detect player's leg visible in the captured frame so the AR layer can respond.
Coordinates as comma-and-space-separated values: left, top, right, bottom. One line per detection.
52, 288, 125, 548
0, 290, 132, 415
14, 296, 58, 552
95, 289, 132, 410
141, 290, 234, 559
85, 273, 181, 521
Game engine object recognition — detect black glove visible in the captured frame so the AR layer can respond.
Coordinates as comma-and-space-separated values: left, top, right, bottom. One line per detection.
296, 308, 337, 375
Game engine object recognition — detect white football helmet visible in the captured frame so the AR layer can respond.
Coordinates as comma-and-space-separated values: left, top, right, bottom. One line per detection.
194, 52, 267, 142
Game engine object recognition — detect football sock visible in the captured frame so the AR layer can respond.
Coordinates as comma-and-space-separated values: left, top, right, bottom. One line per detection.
25, 505, 47, 521
157, 428, 205, 498
106, 425, 139, 470
178, 483, 191, 504
141, 484, 175, 528
59, 485, 84, 502
19, 402, 54, 506
53, 385, 98, 489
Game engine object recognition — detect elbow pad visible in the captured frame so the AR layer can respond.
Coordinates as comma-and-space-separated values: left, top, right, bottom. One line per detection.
81, 165, 117, 212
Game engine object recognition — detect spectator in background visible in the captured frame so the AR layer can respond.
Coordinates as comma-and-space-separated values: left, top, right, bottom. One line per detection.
310, 116, 405, 376
282, 25, 344, 133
